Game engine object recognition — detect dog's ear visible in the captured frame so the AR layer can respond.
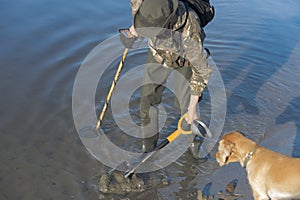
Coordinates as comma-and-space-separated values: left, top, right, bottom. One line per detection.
216, 140, 238, 166
224, 140, 239, 164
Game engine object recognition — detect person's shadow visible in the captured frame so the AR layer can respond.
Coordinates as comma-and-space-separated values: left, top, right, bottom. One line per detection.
276, 96, 300, 158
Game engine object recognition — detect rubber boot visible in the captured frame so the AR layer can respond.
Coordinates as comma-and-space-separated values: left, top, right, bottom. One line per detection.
141, 134, 159, 153
189, 135, 208, 162
141, 107, 159, 153
189, 135, 202, 159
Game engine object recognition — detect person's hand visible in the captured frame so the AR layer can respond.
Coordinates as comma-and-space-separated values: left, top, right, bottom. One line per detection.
186, 95, 200, 124
186, 106, 199, 124
119, 27, 139, 48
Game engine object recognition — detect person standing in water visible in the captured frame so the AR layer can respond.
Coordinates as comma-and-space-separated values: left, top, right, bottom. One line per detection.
125, 0, 212, 156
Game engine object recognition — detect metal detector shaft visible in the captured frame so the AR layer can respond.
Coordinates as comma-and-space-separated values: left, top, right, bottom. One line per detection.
124, 115, 192, 178
124, 136, 171, 178
96, 48, 129, 130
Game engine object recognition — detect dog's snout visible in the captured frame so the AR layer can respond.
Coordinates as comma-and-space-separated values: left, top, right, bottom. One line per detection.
215, 151, 224, 166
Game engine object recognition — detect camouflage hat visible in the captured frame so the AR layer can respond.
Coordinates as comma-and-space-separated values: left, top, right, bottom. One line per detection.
134, 0, 179, 37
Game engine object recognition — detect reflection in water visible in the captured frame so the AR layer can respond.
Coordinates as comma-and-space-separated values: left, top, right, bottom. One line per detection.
1, 0, 300, 199
277, 96, 300, 158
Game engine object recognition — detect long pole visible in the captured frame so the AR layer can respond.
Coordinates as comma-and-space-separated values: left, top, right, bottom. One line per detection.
96, 48, 129, 130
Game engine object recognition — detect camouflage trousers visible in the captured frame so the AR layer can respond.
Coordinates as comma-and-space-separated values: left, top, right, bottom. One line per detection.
139, 51, 192, 151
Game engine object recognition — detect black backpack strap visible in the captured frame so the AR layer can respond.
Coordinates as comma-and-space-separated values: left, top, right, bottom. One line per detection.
174, 1, 189, 31
178, 1, 189, 67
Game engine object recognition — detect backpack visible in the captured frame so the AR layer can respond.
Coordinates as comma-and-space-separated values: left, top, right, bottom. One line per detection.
181, 0, 215, 27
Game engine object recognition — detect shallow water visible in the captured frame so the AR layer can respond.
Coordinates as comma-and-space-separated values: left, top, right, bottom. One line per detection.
1, 0, 300, 199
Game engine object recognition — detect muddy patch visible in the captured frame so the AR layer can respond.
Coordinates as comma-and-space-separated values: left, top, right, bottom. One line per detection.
98, 170, 170, 196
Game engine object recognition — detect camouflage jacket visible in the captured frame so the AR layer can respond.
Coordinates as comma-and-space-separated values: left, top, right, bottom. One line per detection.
130, 0, 211, 96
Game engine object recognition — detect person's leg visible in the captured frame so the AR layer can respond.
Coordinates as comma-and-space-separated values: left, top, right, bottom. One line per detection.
173, 66, 192, 115
140, 52, 172, 152
174, 66, 206, 160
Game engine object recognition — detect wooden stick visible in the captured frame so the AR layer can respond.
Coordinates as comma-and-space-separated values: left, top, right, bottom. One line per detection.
96, 48, 129, 130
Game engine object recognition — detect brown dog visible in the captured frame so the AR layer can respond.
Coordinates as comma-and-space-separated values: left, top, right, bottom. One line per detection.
216, 131, 300, 200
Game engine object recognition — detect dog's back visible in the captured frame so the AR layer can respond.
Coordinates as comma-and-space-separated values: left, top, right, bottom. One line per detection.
216, 131, 300, 200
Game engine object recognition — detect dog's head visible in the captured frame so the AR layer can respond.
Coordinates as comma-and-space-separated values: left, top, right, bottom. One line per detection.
215, 131, 245, 166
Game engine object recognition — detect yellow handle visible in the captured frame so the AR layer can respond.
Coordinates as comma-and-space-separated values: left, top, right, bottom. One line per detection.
177, 113, 192, 134
166, 114, 192, 142
167, 129, 181, 142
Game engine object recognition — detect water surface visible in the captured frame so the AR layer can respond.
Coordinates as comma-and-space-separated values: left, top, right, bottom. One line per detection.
1, 0, 300, 199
